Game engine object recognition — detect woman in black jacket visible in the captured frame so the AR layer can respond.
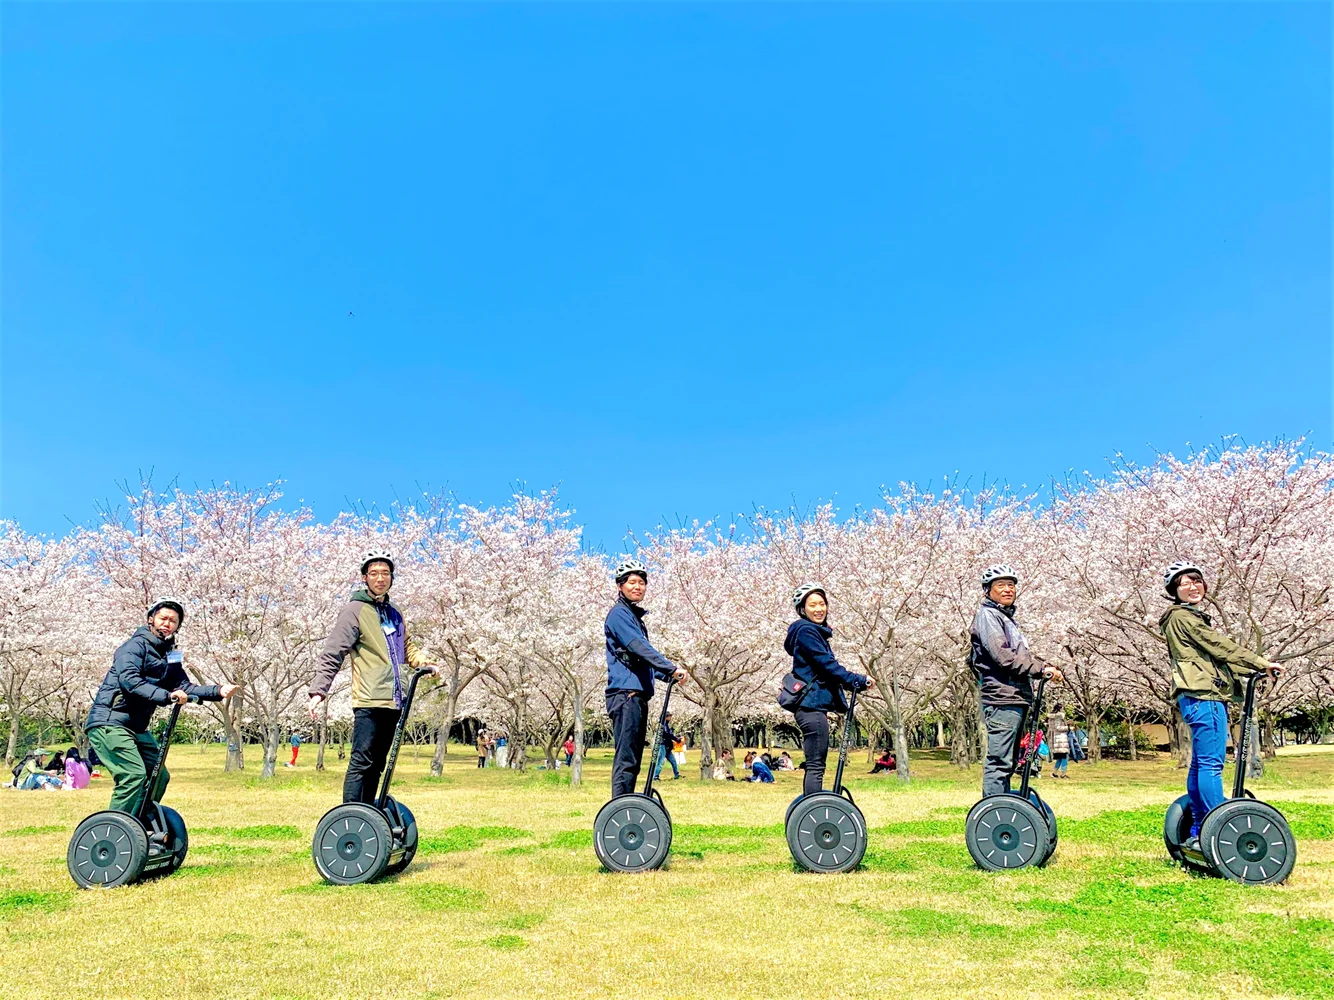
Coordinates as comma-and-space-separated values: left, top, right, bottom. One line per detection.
783, 585, 872, 797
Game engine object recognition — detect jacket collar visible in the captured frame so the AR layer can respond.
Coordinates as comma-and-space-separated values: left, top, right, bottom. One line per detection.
134, 624, 175, 653
982, 598, 1017, 620
618, 594, 648, 620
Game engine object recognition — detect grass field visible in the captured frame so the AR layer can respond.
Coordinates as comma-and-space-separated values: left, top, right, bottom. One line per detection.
2, 745, 1332, 1000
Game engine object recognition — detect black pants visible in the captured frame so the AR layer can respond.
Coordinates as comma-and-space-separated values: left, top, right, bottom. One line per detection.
794, 708, 830, 797
607, 690, 648, 798
343, 707, 399, 804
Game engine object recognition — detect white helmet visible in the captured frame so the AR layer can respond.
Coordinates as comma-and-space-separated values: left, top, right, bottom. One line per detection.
146, 597, 187, 625
792, 583, 826, 614
613, 558, 648, 584
981, 564, 1019, 591
1162, 560, 1204, 598
360, 549, 395, 575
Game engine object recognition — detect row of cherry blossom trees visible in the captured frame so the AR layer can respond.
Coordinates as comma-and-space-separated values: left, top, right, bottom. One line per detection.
3, 441, 1332, 782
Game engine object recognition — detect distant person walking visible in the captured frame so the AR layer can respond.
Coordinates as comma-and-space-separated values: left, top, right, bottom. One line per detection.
1048, 704, 1071, 778
285, 731, 302, 768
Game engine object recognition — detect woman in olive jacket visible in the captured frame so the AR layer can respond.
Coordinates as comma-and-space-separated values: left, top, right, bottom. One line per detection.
1159, 561, 1282, 841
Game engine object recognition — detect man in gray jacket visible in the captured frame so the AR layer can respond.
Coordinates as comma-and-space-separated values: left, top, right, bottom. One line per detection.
970, 565, 1063, 796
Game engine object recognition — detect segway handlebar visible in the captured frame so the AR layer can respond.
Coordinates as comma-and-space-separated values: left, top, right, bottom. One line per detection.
641, 676, 678, 798
374, 667, 437, 810
831, 687, 859, 796
1231, 671, 1266, 799
137, 689, 200, 824
1016, 677, 1048, 800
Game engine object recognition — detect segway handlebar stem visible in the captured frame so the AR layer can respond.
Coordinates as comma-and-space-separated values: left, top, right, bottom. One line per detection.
641, 677, 677, 798
374, 667, 436, 810
1016, 677, 1048, 800
831, 688, 859, 795
1231, 672, 1264, 800
137, 693, 199, 824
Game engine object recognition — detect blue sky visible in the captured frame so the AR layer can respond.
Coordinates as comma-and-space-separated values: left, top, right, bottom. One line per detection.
3, 3, 1329, 552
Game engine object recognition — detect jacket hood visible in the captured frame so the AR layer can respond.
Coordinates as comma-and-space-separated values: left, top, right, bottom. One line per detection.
784, 618, 832, 655
1159, 603, 1210, 629
981, 598, 1017, 620
133, 624, 176, 652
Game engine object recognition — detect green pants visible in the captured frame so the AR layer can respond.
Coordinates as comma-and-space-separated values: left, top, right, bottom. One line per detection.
87, 725, 169, 815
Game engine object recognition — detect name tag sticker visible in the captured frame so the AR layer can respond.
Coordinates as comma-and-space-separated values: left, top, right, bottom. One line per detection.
382, 623, 397, 637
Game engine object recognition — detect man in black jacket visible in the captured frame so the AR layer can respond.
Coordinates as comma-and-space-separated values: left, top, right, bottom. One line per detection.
970, 566, 1062, 796
86, 598, 239, 814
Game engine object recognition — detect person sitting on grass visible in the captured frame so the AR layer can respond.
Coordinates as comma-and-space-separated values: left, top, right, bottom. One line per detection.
869, 748, 896, 774
713, 748, 737, 780
85, 598, 241, 816
1159, 560, 1283, 850
777, 751, 795, 770
62, 748, 90, 790
744, 751, 775, 783
603, 558, 687, 798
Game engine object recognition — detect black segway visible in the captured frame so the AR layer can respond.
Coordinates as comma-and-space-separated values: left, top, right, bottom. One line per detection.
311, 667, 432, 884
965, 678, 1058, 871
1164, 673, 1296, 885
68, 656, 194, 889
593, 678, 676, 872
785, 688, 868, 873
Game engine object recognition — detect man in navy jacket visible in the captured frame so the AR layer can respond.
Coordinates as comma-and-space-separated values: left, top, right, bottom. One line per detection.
604, 559, 687, 797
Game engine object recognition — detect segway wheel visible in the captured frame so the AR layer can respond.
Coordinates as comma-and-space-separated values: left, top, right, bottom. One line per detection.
1200, 799, 1296, 886
140, 804, 189, 880
786, 792, 867, 874
965, 795, 1049, 871
68, 811, 149, 889
381, 798, 419, 877
593, 794, 672, 873
312, 803, 393, 885
1029, 791, 1058, 866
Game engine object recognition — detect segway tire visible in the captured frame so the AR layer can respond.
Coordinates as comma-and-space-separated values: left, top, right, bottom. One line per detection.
1029, 791, 1058, 866
312, 803, 394, 885
786, 791, 867, 874
139, 804, 189, 880
594, 793, 672, 872
1200, 799, 1296, 886
381, 798, 419, 877
68, 811, 149, 889
1164, 794, 1214, 874
965, 794, 1049, 871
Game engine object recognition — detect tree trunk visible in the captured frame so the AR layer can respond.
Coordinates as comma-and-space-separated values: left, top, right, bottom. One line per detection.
1126, 717, 1138, 761
260, 722, 280, 778
1087, 715, 1102, 764
935, 718, 945, 749
888, 672, 912, 782
430, 687, 460, 777
222, 703, 244, 771
316, 698, 328, 772
699, 696, 716, 779
570, 676, 585, 788
6, 715, 19, 771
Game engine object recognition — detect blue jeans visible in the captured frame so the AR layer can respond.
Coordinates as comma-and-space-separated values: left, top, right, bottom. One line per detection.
1053, 754, 1068, 773
653, 742, 679, 779
1179, 695, 1228, 836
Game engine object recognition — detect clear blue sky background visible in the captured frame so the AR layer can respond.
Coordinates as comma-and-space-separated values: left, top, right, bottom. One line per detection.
3, 3, 1330, 552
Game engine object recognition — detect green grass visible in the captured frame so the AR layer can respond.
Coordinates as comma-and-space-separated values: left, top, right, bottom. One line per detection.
1, 745, 1331, 999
